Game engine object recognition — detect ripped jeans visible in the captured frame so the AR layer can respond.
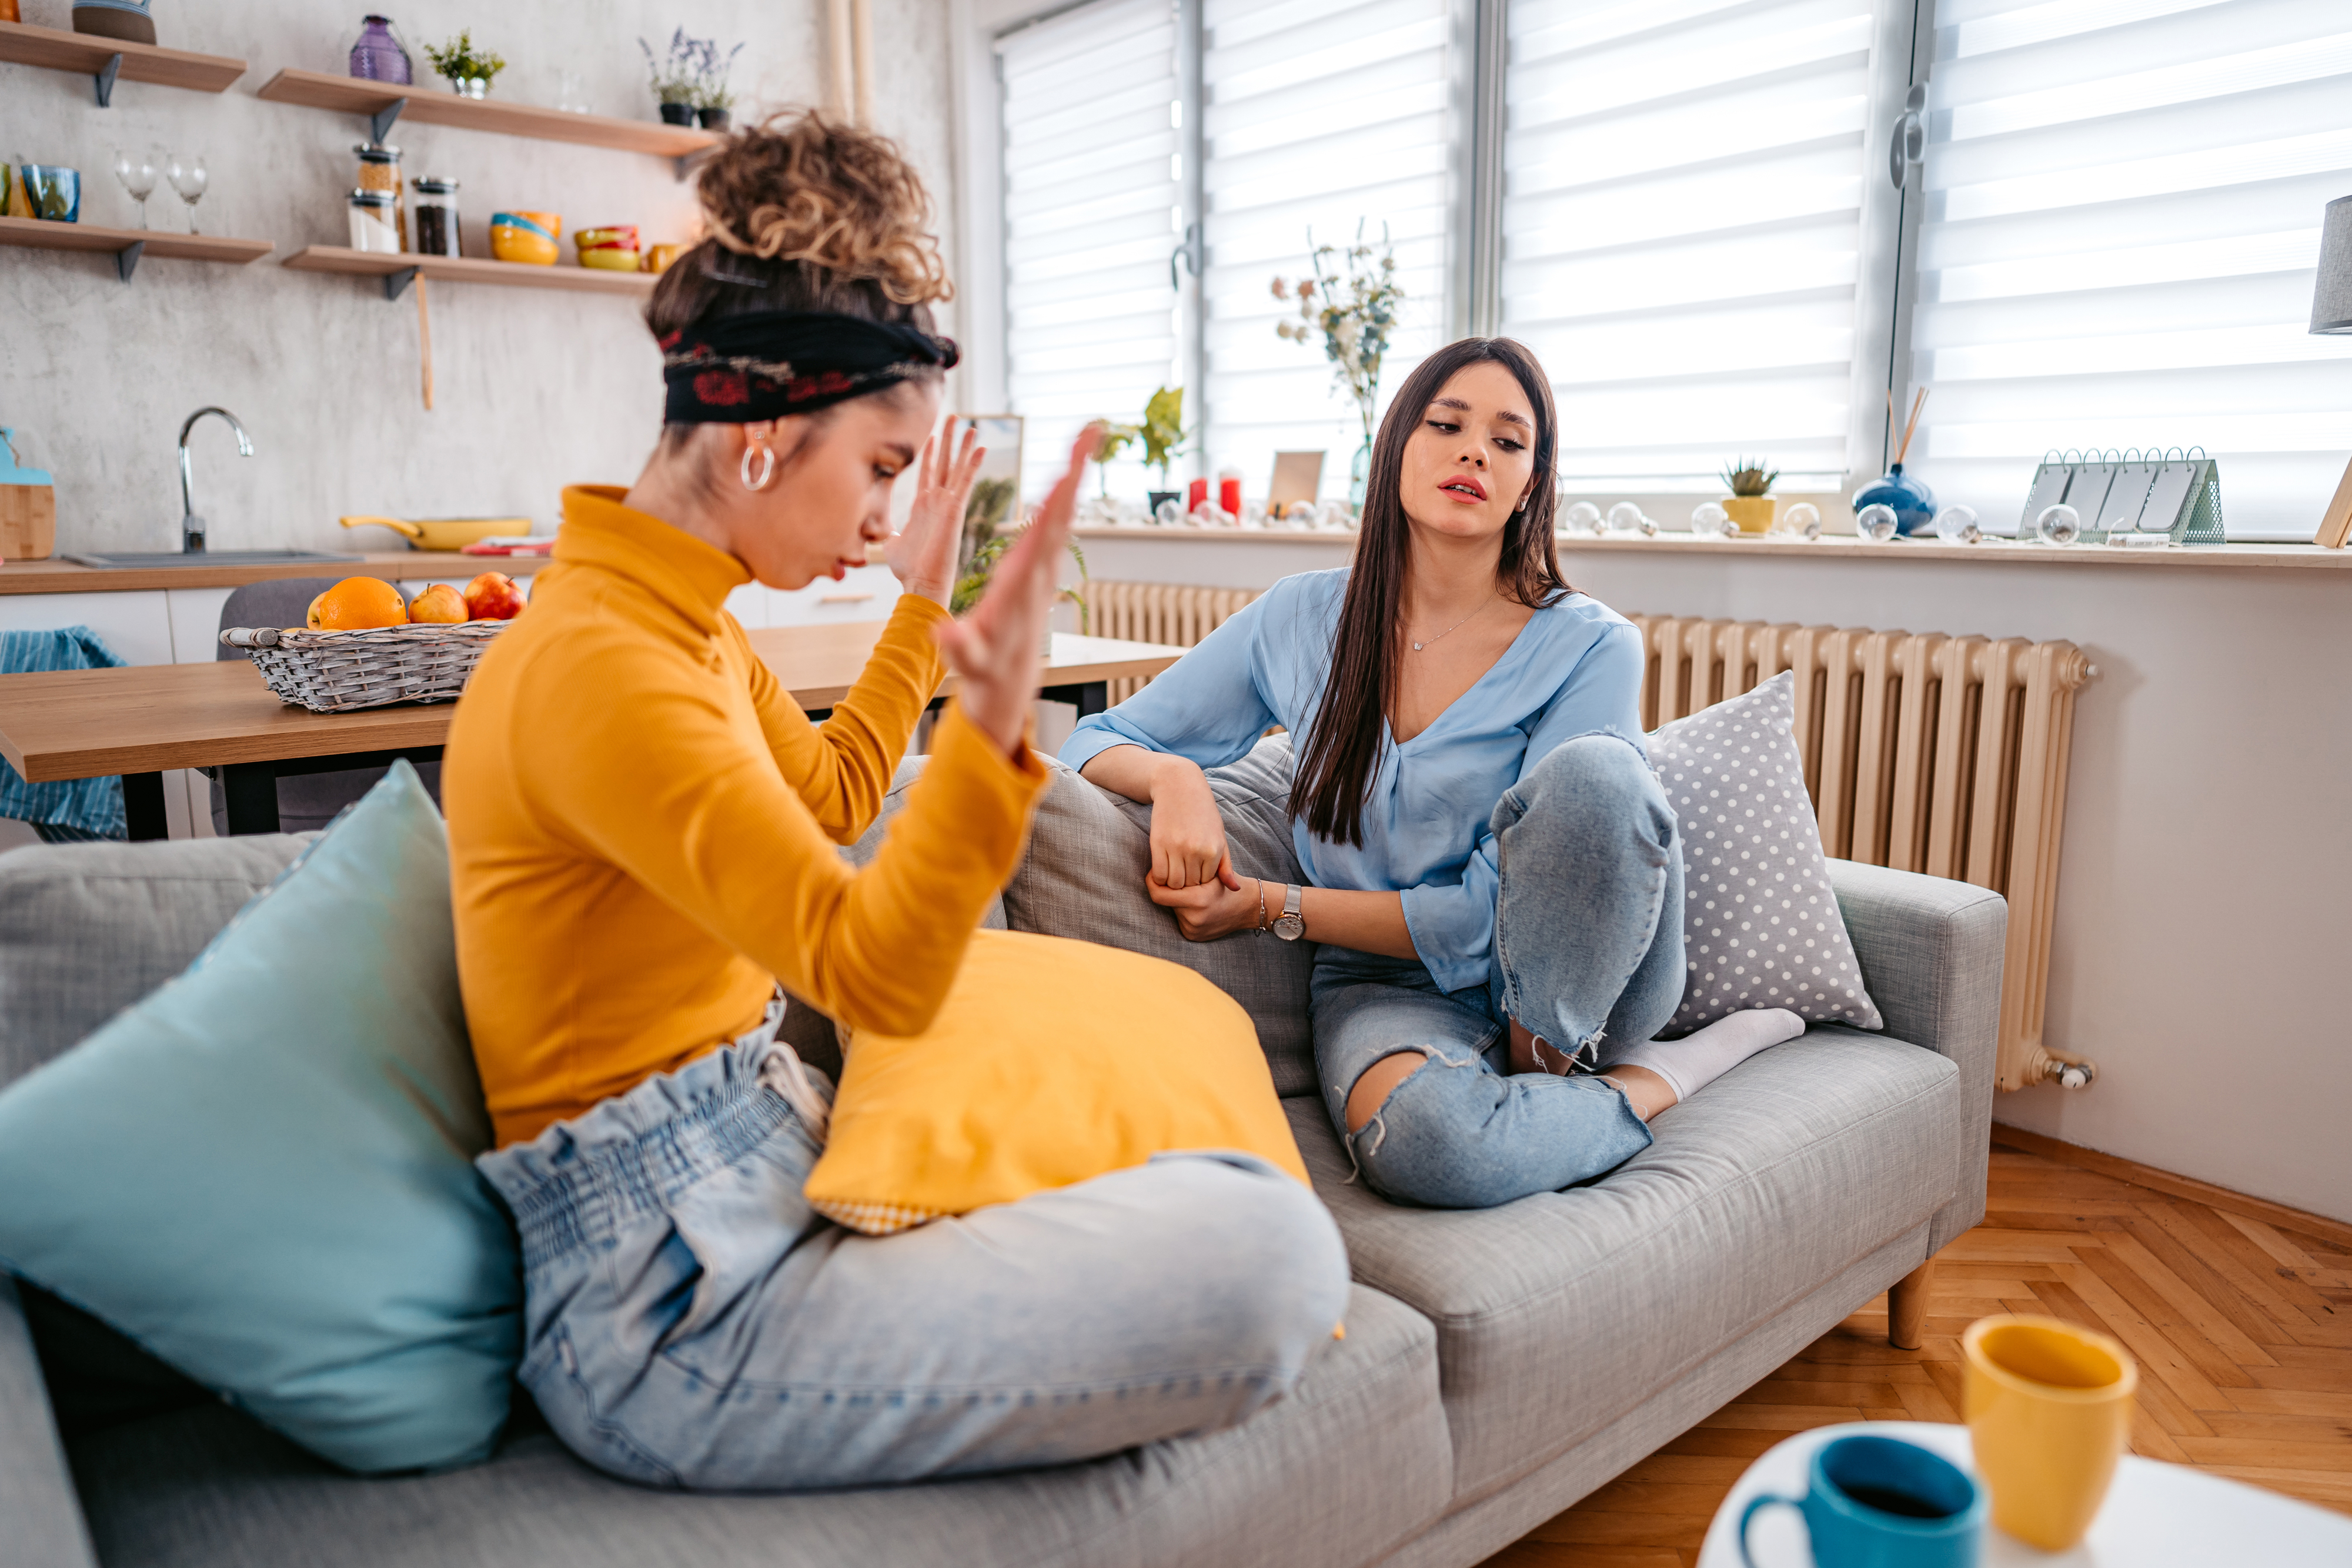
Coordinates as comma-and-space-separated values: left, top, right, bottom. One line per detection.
1312, 733, 1686, 1209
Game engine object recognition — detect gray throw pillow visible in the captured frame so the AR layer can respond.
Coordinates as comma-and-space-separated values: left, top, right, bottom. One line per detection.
1003, 734, 1320, 1097
1650, 671, 1883, 1035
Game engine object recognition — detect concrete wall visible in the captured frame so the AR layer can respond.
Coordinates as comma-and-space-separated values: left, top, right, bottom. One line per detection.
0, 0, 956, 555
1077, 532, 2352, 1224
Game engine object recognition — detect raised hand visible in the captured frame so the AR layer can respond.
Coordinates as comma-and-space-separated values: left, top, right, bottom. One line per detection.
936, 423, 1100, 755
888, 418, 984, 607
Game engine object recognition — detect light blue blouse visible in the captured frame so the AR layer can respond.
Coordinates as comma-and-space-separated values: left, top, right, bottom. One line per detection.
1059, 569, 1646, 994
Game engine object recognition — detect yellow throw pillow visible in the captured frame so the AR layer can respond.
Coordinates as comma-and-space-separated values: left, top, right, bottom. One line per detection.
802, 929, 1308, 1235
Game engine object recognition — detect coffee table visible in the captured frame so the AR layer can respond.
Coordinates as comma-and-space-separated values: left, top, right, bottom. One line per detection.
1699, 1420, 2351, 1566
0, 624, 1186, 837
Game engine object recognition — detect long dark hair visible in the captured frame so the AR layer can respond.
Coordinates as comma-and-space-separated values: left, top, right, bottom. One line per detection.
1288, 337, 1568, 848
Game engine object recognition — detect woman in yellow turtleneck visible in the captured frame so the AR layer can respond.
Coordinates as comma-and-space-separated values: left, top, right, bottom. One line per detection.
443, 113, 1344, 1494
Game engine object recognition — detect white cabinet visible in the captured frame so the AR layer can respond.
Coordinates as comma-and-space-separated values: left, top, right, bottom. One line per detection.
765, 565, 901, 627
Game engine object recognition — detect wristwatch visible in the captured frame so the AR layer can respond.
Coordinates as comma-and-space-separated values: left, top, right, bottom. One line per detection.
1272, 883, 1305, 941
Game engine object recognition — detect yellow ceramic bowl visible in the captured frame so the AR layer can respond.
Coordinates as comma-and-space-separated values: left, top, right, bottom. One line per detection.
580, 247, 643, 272
642, 242, 684, 274
490, 210, 562, 266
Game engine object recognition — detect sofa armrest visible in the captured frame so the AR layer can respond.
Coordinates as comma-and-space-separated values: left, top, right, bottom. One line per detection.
1828, 860, 2006, 1251
0, 1277, 99, 1568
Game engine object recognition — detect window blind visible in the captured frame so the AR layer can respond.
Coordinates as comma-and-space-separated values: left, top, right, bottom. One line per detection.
1910, 0, 2352, 537
1198, 0, 1455, 499
1500, 0, 1878, 495
998, 0, 1184, 500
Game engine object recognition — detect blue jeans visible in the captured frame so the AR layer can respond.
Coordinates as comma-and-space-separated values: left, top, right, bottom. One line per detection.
1312, 733, 1686, 1209
476, 1025, 1351, 1491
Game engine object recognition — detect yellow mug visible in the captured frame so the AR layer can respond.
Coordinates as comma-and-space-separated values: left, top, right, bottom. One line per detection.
1962, 1315, 2137, 1550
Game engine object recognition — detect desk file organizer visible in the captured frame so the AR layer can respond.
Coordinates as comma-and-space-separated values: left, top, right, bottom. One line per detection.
2019, 448, 2223, 545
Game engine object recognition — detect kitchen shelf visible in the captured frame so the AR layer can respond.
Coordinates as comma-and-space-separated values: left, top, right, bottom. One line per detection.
256, 68, 719, 174
0, 20, 245, 104
283, 245, 657, 300
0, 215, 270, 281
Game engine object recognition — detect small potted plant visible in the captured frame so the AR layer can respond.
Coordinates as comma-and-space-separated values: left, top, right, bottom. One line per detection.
640, 28, 701, 124
1138, 386, 1188, 516
1719, 457, 1780, 534
693, 39, 744, 130
422, 29, 505, 98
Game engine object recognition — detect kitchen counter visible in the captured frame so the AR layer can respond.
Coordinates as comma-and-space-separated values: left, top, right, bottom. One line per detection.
0, 551, 554, 596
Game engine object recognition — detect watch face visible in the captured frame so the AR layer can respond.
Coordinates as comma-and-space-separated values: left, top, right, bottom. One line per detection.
1274, 913, 1306, 940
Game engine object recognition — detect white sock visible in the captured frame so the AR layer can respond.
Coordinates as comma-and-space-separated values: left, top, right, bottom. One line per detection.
1597, 1008, 1805, 1102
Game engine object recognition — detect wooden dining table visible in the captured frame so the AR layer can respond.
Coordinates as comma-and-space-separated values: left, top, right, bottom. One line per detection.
0, 621, 1188, 839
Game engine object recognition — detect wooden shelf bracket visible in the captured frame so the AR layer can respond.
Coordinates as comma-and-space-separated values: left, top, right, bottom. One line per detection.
93, 49, 121, 105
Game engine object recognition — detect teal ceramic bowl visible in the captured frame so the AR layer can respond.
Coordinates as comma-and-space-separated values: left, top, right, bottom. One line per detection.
21, 165, 81, 223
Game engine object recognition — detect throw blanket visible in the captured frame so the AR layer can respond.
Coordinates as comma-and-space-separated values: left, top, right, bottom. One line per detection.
1, 627, 126, 841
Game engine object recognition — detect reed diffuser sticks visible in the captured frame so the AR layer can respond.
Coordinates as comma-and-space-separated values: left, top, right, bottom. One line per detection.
1887, 387, 1928, 465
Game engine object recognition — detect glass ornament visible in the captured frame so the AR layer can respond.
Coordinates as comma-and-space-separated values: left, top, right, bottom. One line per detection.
1778, 501, 1822, 540
1932, 504, 1982, 543
1605, 502, 1645, 534
1857, 503, 1899, 542
1565, 501, 1603, 536
2034, 503, 2082, 547
1690, 502, 1734, 537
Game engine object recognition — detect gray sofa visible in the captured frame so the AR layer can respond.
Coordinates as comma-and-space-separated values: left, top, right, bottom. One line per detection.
0, 741, 2004, 1568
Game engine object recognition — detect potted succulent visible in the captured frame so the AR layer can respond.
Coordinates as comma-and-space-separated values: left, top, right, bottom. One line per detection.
1138, 386, 1188, 516
1719, 456, 1780, 534
422, 29, 505, 98
1093, 423, 1141, 498
640, 29, 702, 124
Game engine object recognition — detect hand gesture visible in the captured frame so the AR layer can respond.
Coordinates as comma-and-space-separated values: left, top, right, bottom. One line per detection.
1148, 872, 1262, 942
889, 419, 984, 607
936, 423, 1099, 755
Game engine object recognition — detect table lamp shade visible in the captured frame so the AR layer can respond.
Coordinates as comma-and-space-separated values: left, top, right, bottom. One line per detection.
2314, 194, 2352, 333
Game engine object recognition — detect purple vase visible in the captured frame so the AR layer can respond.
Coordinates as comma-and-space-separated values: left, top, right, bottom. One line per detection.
349, 15, 413, 85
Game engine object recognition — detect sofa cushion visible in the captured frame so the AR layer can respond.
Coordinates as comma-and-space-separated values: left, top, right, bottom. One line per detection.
1003, 734, 1321, 1096
1651, 673, 1882, 1035
1288, 1027, 1964, 1503
62, 1284, 1451, 1568
0, 765, 520, 1474
0, 833, 313, 1088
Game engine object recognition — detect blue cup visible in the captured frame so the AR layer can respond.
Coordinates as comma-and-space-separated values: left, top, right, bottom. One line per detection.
22, 165, 81, 223
1739, 1433, 1984, 1568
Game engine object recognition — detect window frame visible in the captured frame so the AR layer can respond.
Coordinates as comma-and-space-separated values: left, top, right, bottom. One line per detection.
956, 0, 1938, 503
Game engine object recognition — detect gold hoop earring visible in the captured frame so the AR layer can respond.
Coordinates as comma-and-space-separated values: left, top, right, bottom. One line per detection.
740, 437, 776, 492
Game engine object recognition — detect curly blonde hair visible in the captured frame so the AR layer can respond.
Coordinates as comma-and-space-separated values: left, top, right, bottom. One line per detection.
694, 111, 953, 306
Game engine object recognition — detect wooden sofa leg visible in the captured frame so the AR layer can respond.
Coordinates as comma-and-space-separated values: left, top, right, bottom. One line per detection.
1888, 1257, 1935, 1350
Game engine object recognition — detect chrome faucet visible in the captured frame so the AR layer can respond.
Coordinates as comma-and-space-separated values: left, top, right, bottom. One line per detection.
178, 406, 252, 554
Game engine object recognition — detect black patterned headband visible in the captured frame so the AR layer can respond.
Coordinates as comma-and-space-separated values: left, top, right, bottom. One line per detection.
660, 310, 959, 424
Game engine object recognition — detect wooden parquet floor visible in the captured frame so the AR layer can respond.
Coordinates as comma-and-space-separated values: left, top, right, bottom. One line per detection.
1481, 1140, 2352, 1567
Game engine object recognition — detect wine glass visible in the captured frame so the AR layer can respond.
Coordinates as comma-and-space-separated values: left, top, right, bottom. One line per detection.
112, 146, 158, 229
165, 151, 208, 234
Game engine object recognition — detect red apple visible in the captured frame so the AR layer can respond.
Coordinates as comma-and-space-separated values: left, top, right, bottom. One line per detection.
463, 571, 526, 621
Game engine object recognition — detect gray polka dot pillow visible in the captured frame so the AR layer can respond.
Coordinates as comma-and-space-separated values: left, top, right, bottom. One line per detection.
1650, 671, 1882, 1036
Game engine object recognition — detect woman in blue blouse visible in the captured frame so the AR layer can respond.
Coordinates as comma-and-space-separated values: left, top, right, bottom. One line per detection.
1064, 337, 1799, 1209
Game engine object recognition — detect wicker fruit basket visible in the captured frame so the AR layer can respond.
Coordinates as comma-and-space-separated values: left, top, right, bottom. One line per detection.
219, 621, 507, 714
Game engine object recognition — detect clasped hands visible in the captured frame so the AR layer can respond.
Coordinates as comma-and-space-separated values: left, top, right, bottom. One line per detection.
1144, 757, 1263, 942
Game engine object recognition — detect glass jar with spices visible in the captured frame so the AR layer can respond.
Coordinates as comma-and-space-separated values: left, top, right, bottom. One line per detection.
411, 177, 460, 257
352, 143, 405, 252
348, 189, 401, 253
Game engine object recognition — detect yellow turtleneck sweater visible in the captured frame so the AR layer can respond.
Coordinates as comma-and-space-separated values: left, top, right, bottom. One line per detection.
445, 485, 1048, 1147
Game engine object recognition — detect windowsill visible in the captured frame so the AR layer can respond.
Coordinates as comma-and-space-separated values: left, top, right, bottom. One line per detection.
1071, 526, 2352, 571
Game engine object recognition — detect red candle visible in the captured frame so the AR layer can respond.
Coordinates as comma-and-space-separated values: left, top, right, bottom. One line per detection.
1187, 477, 1208, 512
1219, 472, 1242, 517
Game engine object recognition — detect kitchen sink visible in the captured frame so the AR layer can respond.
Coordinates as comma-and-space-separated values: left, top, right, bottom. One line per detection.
62, 550, 364, 569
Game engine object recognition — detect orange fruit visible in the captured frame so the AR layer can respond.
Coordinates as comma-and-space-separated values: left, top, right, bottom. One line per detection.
307, 576, 410, 631
408, 583, 467, 624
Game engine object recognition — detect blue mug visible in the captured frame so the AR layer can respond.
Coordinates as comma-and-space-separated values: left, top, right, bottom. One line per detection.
22, 165, 81, 223
1739, 1433, 1984, 1568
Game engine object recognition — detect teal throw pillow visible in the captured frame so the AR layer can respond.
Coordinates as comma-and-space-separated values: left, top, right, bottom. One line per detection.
0, 761, 519, 1473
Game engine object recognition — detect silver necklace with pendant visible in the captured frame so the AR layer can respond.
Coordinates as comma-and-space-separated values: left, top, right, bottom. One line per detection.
1411, 594, 1494, 652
